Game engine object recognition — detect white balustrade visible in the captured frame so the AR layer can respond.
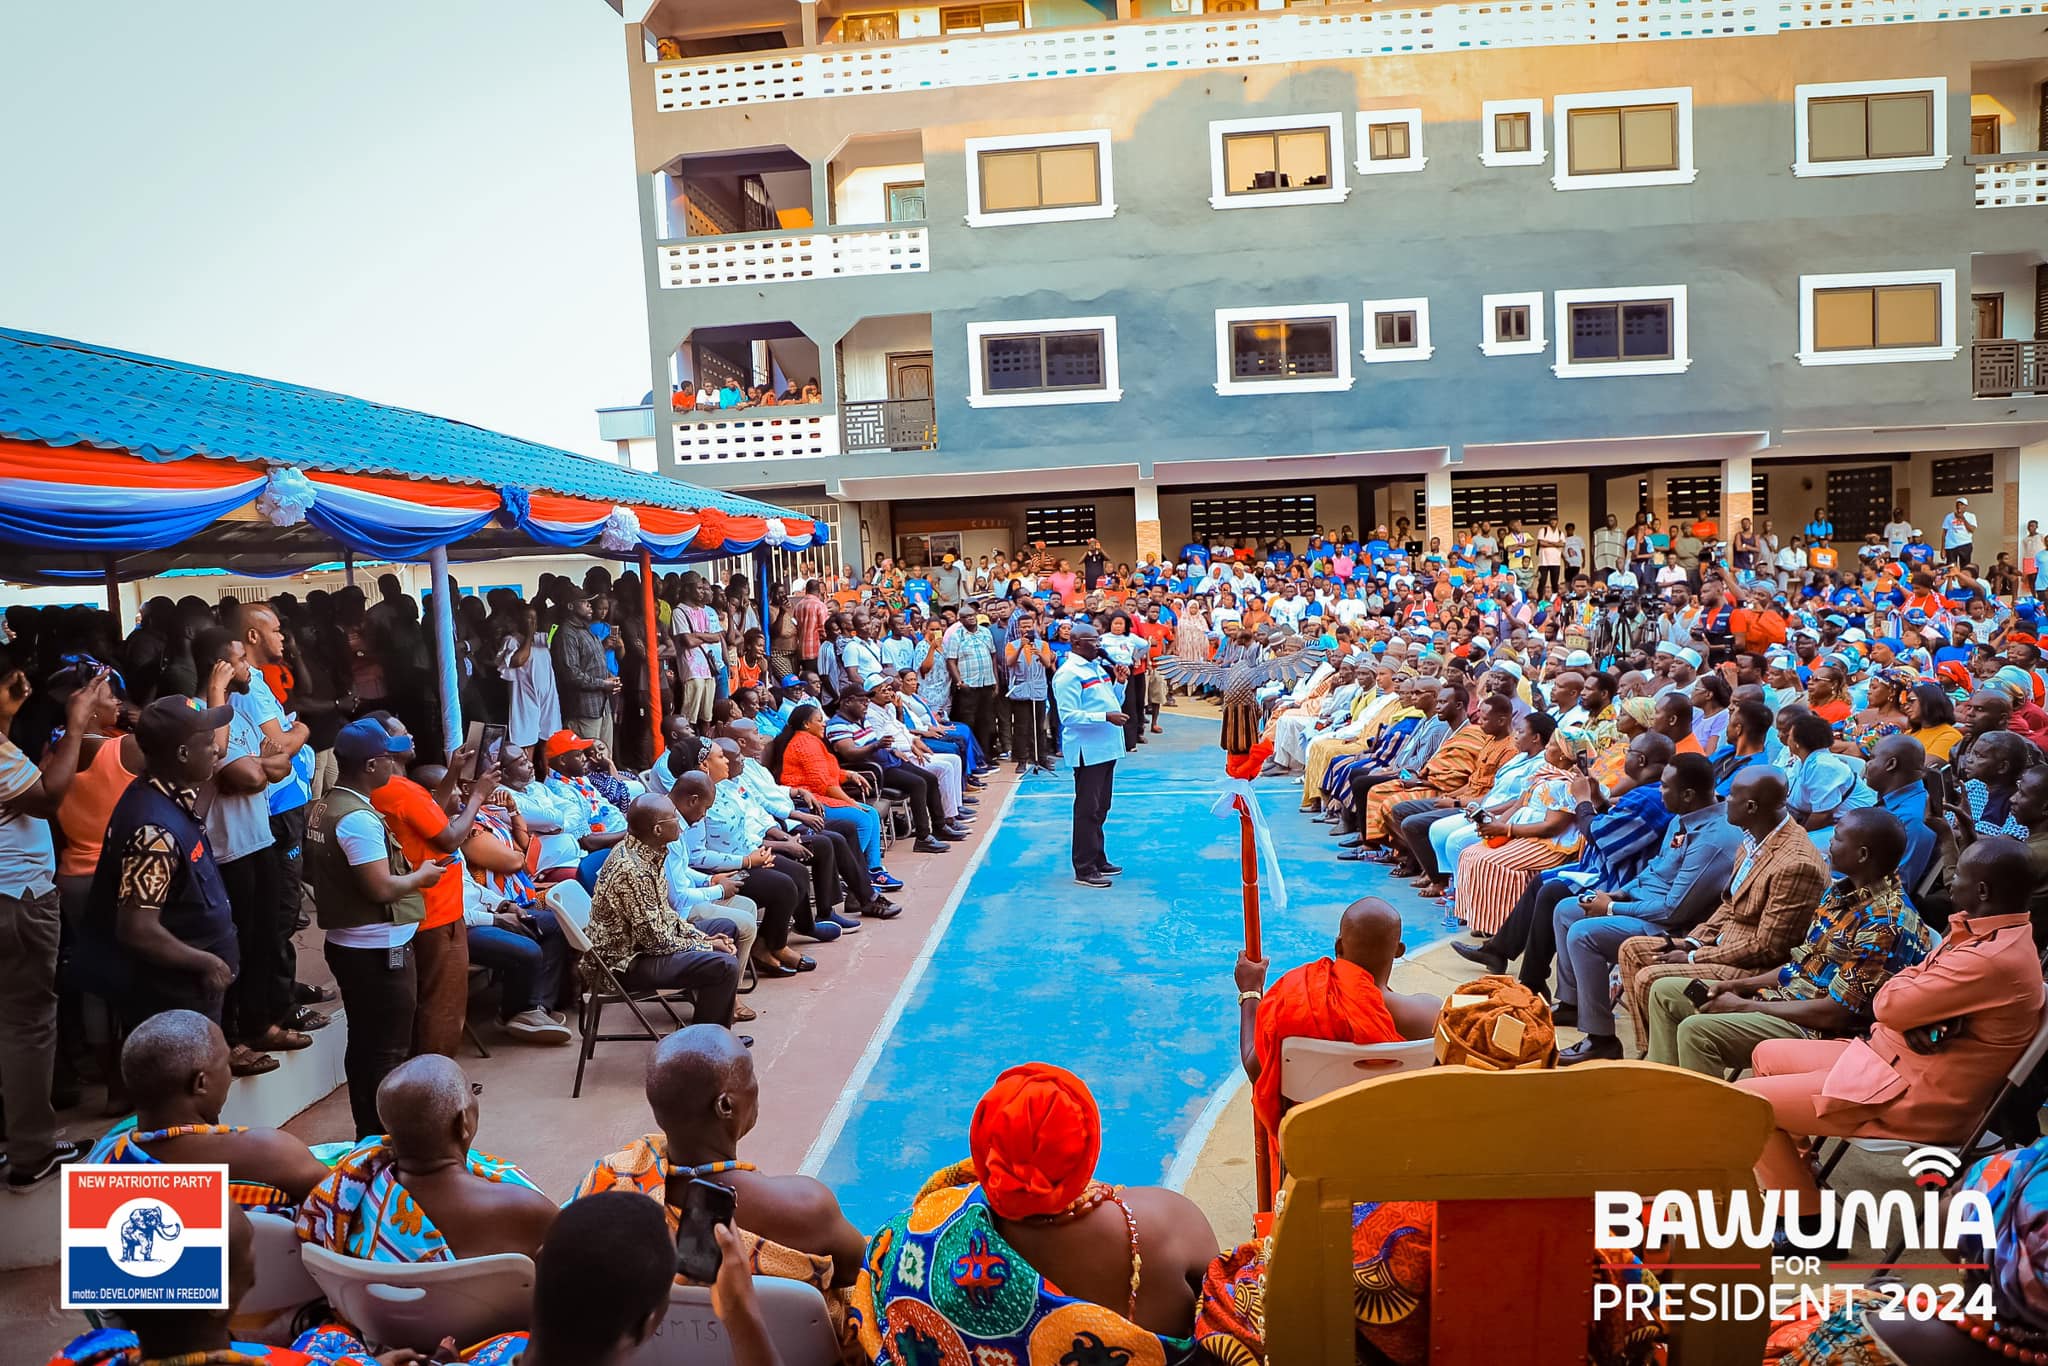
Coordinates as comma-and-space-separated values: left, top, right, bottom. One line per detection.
671, 415, 840, 463
1975, 159, 2048, 209
653, 1, 2041, 111
658, 227, 929, 289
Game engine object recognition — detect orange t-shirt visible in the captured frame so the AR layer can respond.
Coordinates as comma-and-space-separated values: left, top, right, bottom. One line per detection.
371, 775, 462, 929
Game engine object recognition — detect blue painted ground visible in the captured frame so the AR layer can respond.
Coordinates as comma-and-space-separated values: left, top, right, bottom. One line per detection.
817, 709, 1454, 1235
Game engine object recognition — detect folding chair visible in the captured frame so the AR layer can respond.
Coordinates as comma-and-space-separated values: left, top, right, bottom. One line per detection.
300, 1244, 535, 1354
624, 1277, 840, 1366
1279, 1037, 1438, 1106
549, 880, 689, 1098
1263, 1062, 1775, 1366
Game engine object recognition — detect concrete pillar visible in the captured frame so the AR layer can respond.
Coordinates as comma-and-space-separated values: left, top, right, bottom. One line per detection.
2018, 441, 2048, 565
1424, 465, 1453, 550
1116, 0, 1135, 16
798, 0, 820, 47
1134, 478, 1163, 562
1721, 453, 1752, 539
811, 158, 833, 227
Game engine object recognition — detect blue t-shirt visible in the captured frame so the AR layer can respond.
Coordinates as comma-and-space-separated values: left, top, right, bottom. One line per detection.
1270, 551, 1294, 569
1805, 520, 1834, 541
1180, 544, 1210, 565
905, 577, 932, 607
1364, 538, 1391, 561
1904, 543, 1935, 566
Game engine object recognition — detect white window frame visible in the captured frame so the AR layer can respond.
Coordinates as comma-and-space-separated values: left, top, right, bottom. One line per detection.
966, 316, 1123, 408
962, 129, 1117, 228
1551, 286, 1691, 378
1792, 78, 1949, 179
1796, 269, 1959, 367
1480, 98, 1547, 168
1213, 304, 1355, 396
1479, 291, 1547, 356
1551, 87, 1696, 190
1208, 112, 1351, 210
1360, 297, 1433, 363
1353, 109, 1427, 176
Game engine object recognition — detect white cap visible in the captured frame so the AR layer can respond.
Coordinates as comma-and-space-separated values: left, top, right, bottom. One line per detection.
1655, 641, 1680, 657
1564, 649, 1594, 668
1678, 647, 1703, 670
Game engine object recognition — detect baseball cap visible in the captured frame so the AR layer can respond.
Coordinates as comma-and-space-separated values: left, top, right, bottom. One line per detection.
333, 716, 411, 764
544, 728, 595, 762
136, 695, 234, 755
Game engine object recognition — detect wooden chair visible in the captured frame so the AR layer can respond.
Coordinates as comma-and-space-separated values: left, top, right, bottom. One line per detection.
1264, 1062, 1774, 1365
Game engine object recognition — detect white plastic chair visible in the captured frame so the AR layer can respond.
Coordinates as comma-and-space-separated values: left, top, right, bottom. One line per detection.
300, 1243, 535, 1353
237, 1211, 322, 1320
1279, 1036, 1438, 1105
625, 1277, 840, 1366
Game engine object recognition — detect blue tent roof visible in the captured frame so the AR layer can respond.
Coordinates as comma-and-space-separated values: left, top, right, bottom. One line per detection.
0, 327, 796, 521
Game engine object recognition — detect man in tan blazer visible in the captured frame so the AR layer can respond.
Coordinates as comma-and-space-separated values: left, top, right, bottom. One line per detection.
1614, 767, 1829, 1052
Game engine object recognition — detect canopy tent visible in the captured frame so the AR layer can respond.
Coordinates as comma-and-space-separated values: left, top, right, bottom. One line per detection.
0, 328, 824, 581
0, 327, 828, 757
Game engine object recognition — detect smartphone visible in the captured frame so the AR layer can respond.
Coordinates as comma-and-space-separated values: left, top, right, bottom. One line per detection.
460, 722, 487, 779
667, 1176, 737, 1283
1683, 979, 1711, 1008
1575, 753, 1594, 772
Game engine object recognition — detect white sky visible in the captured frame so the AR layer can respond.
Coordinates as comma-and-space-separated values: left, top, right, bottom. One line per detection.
0, 1, 648, 460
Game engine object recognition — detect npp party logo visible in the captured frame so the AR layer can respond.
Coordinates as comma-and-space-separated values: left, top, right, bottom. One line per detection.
61, 1165, 229, 1309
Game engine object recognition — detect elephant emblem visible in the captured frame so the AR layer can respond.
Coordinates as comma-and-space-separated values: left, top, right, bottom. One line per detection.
118, 1204, 182, 1263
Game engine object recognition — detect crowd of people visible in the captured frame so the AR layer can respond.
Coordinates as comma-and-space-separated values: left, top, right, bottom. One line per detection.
11, 491, 2048, 1365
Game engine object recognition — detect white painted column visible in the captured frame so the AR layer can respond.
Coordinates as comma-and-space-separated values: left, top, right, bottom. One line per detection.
428, 546, 460, 761
2018, 441, 2048, 569
797, 0, 819, 47
1134, 477, 1161, 562
1721, 453, 1753, 537
1424, 464, 1453, 549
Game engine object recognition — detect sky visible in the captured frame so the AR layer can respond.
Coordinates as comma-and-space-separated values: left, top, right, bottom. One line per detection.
0, 1, 649, 460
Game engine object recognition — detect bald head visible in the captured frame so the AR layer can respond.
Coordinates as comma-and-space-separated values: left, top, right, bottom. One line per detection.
121, 1009, 230, 1113
628, 792, 678, 840
377, 1054, 476, 1159
1335, 897, 1405, 979
646, 1024, 757, 1141
1955, 835, 2035, 920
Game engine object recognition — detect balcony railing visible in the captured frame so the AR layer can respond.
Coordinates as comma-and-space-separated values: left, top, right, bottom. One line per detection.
658, 226, 929, 289
653, 1, 2043, 112
1973, 339, 2048, 398
1974, 157, 2048, 209
841, 398, 935, 453
672, 412, 840, 463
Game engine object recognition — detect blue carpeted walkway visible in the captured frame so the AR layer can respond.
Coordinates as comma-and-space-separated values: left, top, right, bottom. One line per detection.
814, 709, 1452, 1234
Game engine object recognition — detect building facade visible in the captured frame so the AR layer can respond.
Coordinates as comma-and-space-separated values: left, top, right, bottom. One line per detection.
600, 0, 2048, 574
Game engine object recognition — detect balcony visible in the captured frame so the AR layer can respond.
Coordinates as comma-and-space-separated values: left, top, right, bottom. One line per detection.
841, 398, 936, 453
1974, 158, 2048, 208
658, 226, 928, 289
1973, 339, 2048, 397
650, 0, 2031, 113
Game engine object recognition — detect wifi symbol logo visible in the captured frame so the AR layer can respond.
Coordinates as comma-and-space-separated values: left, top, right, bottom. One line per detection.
1902, 1146, 1962, 1189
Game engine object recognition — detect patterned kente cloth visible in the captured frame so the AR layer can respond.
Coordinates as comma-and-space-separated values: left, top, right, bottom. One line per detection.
46, 1327, 526, 1366
1195, 1202, 1667, 1366
88, 1125, 294, 1213
294, 1135, 542, 1263
853, 1160, 1195, 1366
570, 1134, 859, 1363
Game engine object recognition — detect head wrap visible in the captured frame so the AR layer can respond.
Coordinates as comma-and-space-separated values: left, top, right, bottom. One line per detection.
970, 1064, 1102, 1219
1553, 727, 1597, 761
1955, 1139, 2048, 1335
1993, 666, 2036, 704
1938, 661, 1976, 694
1434, 976, 1557, 1071
1620, 697, 1659, 729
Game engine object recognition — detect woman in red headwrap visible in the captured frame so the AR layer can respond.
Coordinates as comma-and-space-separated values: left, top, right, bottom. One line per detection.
851, 1064, 1219, 1366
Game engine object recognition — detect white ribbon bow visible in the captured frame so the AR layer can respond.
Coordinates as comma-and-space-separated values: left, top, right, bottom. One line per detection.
255, 466, 317, 527
1210, 777, 1288, 911
764, 517, 789, 547
598, 505, 642, 555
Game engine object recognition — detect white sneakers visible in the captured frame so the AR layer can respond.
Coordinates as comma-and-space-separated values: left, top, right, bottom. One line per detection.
504, 1009, 572, 1043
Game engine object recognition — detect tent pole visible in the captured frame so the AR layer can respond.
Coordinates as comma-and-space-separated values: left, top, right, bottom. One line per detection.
103, 556, 121, 621
640, 547, 665, 759
344, 550, 356, 588
428, 546, 461, 760
755, 548, 774, 639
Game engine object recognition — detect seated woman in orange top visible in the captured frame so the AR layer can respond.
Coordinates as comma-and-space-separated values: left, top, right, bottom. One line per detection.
762, 703, 891, 885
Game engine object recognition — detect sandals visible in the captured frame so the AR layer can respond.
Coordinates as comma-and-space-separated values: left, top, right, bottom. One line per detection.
228, 1046, 279, 1078
253, 1026, 314, 1052
733, 1003, 758, 1023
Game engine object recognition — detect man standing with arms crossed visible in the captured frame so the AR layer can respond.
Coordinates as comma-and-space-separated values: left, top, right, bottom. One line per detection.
1053, 624, 1127, 889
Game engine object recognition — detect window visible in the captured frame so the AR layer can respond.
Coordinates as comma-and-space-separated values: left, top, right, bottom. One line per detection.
1192, 495, 1318, 543
941, 3, 1023, 32
966, 317, 1122, 408
1554, 88, 1695, 189
1353, 109, 1426, 175
1972, 114, 2001, 156
1794, 79, 1948, 177
1209, 114, 1349, 208
1361, 297, 1433, 363
1413, 483, 1560, 531
1799, 270, 1957, 366
1553, 287, 1688, 377
1213, 305, 1353, 394
1752, 471, 1770, 517
963, 131, 1115, 226
839, 12, 899, 41
1666, 475, 1721, 524
1481, 99, 1546, 167
1932, 454, 1996, 497
1826, 465, 1895, 542
1025, 504, 1098, 543
1479, 291, 1546, 356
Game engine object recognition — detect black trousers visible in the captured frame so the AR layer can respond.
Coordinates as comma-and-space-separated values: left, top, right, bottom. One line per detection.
1344, 770, 1405, 831
1478, 877, 1578, 993
324, 938, 418, 1139
1071, 759, 1116, 876
221, 850, 284, 1045
267, 807, 308, 1006
804, 827, 872, 907
953, 684, 997, 755
1008, 696, 1050, 769
743, 863, 800, 952
1122, 677, 1146, 751
1391, 802, 1462, 878
881, 764, 944, 837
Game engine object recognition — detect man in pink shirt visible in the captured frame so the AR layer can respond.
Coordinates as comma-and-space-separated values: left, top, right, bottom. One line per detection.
1740, 836, 2045, 1219
791, 582, 829, 674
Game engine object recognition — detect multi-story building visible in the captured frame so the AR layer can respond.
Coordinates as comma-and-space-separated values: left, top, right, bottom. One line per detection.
596, 0, 2048, 574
